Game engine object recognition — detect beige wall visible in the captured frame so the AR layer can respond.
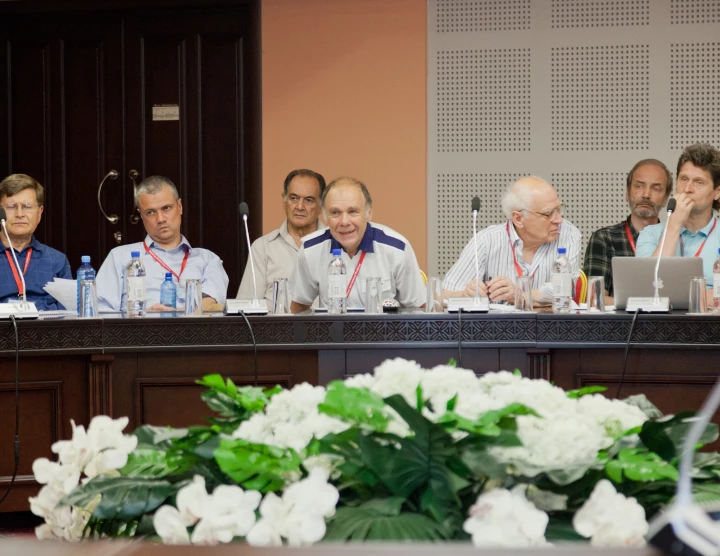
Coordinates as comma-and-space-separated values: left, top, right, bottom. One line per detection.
261, 0, 428, 269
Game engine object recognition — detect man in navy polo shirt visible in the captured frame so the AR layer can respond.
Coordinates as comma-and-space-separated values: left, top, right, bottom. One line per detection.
290, 176, 425, 312
0, 174, 71, 310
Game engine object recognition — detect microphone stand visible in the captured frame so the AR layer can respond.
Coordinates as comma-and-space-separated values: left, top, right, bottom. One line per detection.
225, 203, 268, 315
0, 218, 38, 319
447, 197, 488, 313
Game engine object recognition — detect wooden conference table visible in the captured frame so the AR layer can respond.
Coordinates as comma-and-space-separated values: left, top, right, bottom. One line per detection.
0, 309, 718, 512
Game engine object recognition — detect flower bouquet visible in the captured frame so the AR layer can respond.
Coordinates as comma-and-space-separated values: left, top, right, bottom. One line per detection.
29, 358, 720, 547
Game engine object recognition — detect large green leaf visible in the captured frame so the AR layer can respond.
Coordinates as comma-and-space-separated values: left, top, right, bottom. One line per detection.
318, 381, 389, 431
133, 425, 188, 450
566, 385, 607, 399
214, 437, 301, 492
358, 395, 462, 536
120, 448, 186, 478
623, 394, 664, 419
59, 475, 175, 520
197, 374, 280, 420
606, 448, 679, 483
324, 500, 446, 542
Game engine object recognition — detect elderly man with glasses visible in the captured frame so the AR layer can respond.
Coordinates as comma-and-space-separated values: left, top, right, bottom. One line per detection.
443, 176, 581, 306
0, 174, 71, 310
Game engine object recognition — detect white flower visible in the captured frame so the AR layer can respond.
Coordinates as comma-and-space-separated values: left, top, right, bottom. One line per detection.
176, 475, 209, 526
32, 458, 80, 494
577, 394, 648, 437
344, 373, 376, 390
247, 468, 339, 547
369, 358, 424, 406
491, 414, 611, 480
573, 480, 648, 547
153, 506, 191, 545
463, 486, 549, 547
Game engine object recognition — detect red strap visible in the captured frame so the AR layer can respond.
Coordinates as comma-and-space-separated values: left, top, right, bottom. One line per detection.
346, 251, 367, 298
5, 247, 32, 296
143, 242, 189, 282
506, 221, 536, 279
679, 218, 717, 258
624, 222, 636, 255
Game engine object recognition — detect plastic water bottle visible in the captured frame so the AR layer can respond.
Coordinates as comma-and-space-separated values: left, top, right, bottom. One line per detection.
327, 248, 347, 314
126, 251, 147, 318
552, 247, 572, 314
160, 272, 177, 308
76, 255, 95, 315
713, 248, 720, 314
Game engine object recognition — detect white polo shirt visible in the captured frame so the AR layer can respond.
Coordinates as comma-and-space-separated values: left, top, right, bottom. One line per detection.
291, 223, 426, 309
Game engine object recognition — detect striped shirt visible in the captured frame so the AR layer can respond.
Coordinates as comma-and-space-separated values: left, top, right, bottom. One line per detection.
443, 220, 582, 297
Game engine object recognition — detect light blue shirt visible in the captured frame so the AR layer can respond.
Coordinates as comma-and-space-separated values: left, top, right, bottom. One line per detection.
97, 235, 229, 311
636, 216, 719, 287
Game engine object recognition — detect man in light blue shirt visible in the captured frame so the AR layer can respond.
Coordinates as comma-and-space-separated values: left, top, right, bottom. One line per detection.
97, 176, 229, 312
636, 143, 720, 302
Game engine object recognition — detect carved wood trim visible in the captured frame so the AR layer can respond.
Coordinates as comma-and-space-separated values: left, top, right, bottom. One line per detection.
527, 349, 551, 381
88, 355, 114, 417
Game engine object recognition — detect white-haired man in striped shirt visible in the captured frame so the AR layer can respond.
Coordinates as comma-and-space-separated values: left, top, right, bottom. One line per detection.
443, 176, 581, 306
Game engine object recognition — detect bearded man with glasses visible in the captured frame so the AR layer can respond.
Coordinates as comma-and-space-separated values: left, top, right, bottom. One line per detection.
0, 174, 71, 310
443, 176, 581, 306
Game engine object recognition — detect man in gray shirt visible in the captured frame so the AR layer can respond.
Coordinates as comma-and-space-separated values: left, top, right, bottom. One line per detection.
237, 169, 326, 303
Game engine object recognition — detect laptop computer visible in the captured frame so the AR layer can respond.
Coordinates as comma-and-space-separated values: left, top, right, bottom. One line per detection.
612, 256, 704, 310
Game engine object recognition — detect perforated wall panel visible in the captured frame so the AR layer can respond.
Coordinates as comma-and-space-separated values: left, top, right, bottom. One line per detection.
552, 173, 628, 261
437, 49, 531, 152
436, 0, 531, 33
670, 43, 720, 149
428, 1, 720, 277
551, 45, 650, 151
436, 173, 525, 272
671, 0, 720, 25
551, 0, 649, 28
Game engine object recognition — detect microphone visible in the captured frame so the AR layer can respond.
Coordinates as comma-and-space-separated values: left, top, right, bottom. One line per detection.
471, 197, 481, 302
626, 198, 676, 313
447, 196, 488, 313
0, 208, 38, 318
225, 202, 268, 315
653, 198, 677, 304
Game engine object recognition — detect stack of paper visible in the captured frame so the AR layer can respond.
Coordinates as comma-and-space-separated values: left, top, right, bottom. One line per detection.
43, 278, 77, 312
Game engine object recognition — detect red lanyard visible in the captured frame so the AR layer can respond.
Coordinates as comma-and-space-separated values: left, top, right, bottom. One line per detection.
624, 222, 636, 254
679, 218, 717, 257
506, 222, 536, 278
5, 248, 32, 296
143, 242, 189, 282
346, 251, 367, 298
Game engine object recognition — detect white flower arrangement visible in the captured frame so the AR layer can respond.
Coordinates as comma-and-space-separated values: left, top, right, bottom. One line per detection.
29, 357, 715, 548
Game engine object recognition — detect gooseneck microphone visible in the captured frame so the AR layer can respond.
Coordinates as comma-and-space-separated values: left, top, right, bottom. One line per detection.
239, 202, 260, 304
653, 197, 677, 305
471, 197, 481, 301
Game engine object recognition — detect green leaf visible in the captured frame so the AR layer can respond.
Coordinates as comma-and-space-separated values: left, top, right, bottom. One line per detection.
639, 421, 676, 461
691, 483, 720, 505
325, 505, 446, 542
606, 448, 679, 483
133, 425, 188, 449
446, 358, 457, 368
360, 395, 463, 536
566, 385, 607, 399
120, 448, 186, 478
59, 475, 174, 520
458, 446, 507, 479
623, 394, 664, 419
318, 381, 389, 431
213, 437, 301, 492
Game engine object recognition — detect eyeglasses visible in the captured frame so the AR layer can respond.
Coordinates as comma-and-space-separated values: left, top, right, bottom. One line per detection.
3, 202, 39, 214
527, 204, 565, 220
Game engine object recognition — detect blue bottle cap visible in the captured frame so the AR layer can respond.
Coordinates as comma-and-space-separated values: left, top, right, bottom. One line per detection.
131, 251, 140, 258
557, 247, 567, 254
81, 255, 91, 263
332, 248, 342, 256
165, 272, 172, 279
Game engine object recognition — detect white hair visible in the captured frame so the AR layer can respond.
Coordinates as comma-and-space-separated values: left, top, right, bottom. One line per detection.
500, 176, 549, 218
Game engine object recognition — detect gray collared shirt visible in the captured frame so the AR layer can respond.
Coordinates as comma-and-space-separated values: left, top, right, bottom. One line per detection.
237, 219, 326, 303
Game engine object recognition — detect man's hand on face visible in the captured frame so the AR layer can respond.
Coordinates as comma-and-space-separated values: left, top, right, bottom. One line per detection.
669, 192, 695, 229
486, 276, 515, 303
